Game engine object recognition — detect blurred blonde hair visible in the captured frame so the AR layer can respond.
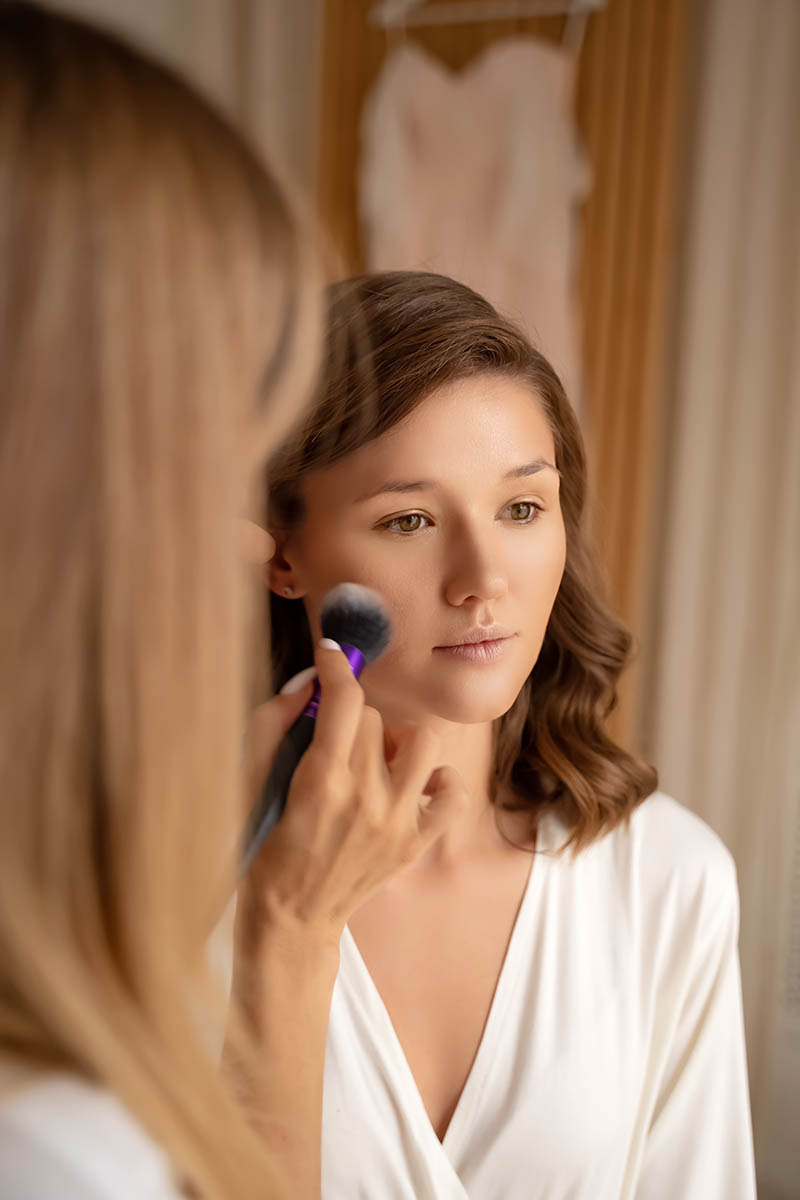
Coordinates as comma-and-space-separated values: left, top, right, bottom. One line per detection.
0, 4, 319, 1196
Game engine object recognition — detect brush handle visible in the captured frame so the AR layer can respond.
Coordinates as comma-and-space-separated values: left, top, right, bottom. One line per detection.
240, 644, 365, 877
240, 713, 317, 877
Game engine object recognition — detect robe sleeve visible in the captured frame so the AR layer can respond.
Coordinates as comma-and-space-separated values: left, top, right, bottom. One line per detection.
634, 858, 757, 1199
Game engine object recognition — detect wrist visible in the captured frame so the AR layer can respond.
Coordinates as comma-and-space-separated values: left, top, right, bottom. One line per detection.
235, 886, 342, 977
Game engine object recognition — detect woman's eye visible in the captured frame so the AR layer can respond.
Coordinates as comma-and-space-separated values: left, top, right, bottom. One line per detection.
507, 501, 542, 523
381, 512, 428, 534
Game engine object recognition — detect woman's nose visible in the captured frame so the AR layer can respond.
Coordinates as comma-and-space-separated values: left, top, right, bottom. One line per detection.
443, 532, 509, 607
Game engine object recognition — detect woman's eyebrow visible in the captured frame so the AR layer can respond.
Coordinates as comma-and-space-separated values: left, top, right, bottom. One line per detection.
355, 458, 560, 503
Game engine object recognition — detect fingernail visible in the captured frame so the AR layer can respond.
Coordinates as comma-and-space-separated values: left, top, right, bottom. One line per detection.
279, 665, 317, 695
318, 637, 341, 652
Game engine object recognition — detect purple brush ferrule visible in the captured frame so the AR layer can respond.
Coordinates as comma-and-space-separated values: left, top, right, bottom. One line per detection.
302, 643, 366, 719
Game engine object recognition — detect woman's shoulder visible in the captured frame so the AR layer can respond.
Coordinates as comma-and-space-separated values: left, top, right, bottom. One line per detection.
547, 789, 736, 886
540, 791, 739, 929
627, 790, 736, 883
0, 1068, 180, 1199
608, 791, 740, 930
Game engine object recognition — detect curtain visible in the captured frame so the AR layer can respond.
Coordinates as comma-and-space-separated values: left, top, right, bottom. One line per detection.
646, 0, 800, 1193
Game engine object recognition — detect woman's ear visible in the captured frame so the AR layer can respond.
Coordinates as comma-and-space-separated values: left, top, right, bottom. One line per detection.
266, 529, 305, 599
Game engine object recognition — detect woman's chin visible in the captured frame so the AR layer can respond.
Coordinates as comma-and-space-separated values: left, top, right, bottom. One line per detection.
420, 682, 526, 726
434, 702, 519, 725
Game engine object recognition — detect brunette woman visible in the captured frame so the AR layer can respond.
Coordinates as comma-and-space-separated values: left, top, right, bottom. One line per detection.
263, 271, 758, 1200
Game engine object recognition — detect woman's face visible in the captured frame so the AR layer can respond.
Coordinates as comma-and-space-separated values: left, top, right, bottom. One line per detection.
272, 374, 567, 725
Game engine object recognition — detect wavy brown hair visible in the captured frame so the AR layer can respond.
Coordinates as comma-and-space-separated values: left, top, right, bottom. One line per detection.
267, 271, 657, 858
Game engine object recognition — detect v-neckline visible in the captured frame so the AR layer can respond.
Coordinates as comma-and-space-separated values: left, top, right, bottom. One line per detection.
384, 36, 569, 91
340, 830, 546, 1162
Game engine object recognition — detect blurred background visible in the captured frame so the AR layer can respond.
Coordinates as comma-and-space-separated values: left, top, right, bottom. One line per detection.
37, 0, 800, 1195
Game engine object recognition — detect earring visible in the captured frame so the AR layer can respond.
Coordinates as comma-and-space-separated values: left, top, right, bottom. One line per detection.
282, 586, 294, 598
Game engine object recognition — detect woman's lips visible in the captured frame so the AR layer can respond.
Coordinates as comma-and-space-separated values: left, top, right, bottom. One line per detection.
433, 636, 515, 663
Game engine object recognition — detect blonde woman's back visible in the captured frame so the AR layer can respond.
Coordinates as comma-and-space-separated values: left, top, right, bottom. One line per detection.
0, 3, 318, 1195
0, 1070, 180, 1198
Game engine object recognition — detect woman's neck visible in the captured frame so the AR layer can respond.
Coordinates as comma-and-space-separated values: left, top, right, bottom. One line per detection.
381, 714, 509, 868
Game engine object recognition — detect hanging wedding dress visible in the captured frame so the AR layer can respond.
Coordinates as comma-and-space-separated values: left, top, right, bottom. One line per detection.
359, 37, 591, 408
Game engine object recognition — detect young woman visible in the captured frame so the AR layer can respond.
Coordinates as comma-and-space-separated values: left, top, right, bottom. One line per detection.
264, 271, 758, 1199
0, 8, 465, 1199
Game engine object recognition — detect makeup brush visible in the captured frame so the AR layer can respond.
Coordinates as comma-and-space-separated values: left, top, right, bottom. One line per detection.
240, 583, 392, 875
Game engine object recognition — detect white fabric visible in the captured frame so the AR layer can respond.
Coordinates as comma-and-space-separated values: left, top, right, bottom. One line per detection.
0, 1074, 181, 1199
322, 792, 757, 1199
0, 794, 757, 1199
359, 38, 592, 408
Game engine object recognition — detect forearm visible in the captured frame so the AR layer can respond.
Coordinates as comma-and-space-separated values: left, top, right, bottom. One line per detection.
225, 902, 341, 1200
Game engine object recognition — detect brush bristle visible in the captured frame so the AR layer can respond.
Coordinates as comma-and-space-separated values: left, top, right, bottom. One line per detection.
320, 583, 392, 664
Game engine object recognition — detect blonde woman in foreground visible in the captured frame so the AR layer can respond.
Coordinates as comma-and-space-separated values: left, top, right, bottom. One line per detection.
0, 5, 466, 1198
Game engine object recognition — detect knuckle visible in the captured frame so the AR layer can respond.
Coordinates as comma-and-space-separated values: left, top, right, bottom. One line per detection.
350, 782, 368, 809
352, 787, 383, 829
360, 705, 384, 734
456, 779, 471, 801
453, 789, 471, 816
301, 751, 350, 801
